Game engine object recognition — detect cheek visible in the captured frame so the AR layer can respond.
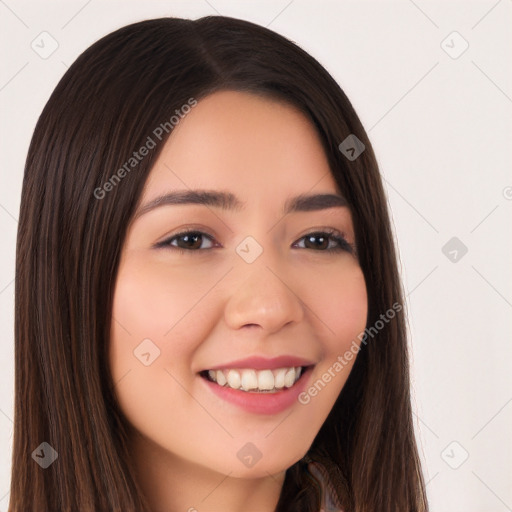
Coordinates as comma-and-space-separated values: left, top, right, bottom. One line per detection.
322, 264, 367, 385
328, 269, 368, 352
294, 263, 367, 422
112, 261, 196, 336
108, 259, 220, 397
111, 259, 218, 349
108, 260, 220, 444
305, 261, 368, 345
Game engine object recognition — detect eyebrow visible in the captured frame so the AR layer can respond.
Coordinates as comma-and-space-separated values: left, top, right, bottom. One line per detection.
134, 189, 348, 220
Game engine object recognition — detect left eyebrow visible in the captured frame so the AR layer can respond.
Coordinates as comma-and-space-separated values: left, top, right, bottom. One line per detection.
286, 192, 348, 213
133, 189, 348, 220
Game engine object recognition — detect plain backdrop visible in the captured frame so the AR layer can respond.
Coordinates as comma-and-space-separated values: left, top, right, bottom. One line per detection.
1, 1, 511, 510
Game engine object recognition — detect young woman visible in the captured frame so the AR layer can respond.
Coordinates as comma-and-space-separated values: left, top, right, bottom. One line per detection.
10, 15, 429, 512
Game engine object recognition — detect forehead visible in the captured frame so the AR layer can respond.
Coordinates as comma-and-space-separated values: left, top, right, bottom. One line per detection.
142, 90, 340, 201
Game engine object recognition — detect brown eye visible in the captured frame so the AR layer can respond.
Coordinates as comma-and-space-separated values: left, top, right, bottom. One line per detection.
293, 231, 354, 253
303, 233, 330, 250
156, 231, 215, 251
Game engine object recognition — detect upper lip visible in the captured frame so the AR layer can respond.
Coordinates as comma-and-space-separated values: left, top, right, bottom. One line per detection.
202, 355, 316, 371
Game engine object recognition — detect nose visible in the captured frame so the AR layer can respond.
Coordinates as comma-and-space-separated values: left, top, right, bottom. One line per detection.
223, 258, 304, 334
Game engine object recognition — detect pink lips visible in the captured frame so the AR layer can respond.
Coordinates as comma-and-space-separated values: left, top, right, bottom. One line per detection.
199, 358, 315, 415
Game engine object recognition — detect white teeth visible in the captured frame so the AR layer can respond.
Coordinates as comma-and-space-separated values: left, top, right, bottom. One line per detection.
274, 368, 286, 389
216, 370, 227, 386
241, 369, 258, 391
284, 368, 296, 388
257, 369, 275, 390
205, 366, 304, 392
227, 370, 241, 389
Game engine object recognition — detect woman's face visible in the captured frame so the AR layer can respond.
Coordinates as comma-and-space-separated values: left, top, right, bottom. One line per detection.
110, 90, 367, 478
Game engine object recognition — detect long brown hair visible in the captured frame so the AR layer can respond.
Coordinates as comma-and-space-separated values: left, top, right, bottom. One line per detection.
10, 16, 428, 511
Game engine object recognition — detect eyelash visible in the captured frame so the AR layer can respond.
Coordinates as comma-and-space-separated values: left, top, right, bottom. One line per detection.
155, 228, 355, 255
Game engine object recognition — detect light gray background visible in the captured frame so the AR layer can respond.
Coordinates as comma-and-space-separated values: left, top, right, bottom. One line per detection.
1, 1, 511, 510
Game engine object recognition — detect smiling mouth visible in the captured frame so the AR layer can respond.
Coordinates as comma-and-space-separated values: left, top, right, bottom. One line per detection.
199, 366, 312, 393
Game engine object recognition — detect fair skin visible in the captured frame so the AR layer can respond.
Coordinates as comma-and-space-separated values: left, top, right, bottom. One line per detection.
110, 90, 368, 512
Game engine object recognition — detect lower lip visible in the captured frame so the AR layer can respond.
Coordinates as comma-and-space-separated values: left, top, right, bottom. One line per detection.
200, 367, 313, 415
